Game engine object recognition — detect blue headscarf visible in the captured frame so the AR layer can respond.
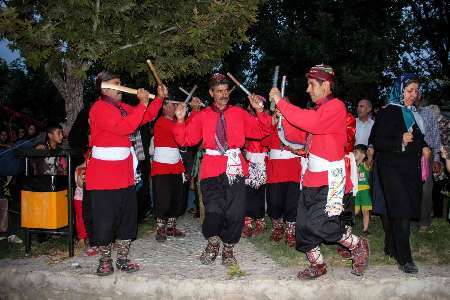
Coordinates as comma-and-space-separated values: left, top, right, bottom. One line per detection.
387, 73, 420, 131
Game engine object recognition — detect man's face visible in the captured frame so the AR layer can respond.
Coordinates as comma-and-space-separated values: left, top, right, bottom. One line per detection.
403, 82, 419, 106
306, 78, 328, 102
0, 131, 8, 143
357, 100, 371, 119
209, 84, 230, 107
28, 125, 36, 136
163, 101, 176, 118
18, 128, 25, 138
101, 78, 122, 102
48, 128, 63, 145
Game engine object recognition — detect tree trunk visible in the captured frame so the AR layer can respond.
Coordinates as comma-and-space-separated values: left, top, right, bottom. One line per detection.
49, 59, 85, 131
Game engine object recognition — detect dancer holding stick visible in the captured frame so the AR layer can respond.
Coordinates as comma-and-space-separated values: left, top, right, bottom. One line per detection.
173, 73, 271, 266
86, 71, 167, 276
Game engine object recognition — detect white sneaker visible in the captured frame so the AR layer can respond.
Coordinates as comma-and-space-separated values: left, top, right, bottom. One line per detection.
8, 235, 23, 244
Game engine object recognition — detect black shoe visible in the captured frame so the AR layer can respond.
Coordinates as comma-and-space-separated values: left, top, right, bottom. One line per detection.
399, 262, 418, 274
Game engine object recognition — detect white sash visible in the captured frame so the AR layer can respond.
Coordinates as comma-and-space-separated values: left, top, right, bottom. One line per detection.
153, 147, 182, 164
269, 149, 299, 160
245, 151, 267, 163
205, 148, 243, 184
244, 151, 267, 188
91, 146, 138, 183
308, 153, 346, 217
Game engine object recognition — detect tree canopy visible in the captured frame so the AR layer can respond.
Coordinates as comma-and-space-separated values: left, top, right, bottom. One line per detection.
0, 0, 260, 127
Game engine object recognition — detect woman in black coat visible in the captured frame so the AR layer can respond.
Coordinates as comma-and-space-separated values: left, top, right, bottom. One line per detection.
372, 73, 430, 274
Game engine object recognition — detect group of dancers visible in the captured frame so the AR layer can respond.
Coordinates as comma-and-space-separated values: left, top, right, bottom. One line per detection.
85, 64, 369, 279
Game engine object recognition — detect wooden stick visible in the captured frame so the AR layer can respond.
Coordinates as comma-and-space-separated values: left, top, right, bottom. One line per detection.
179, 86, 205, 107
100, 82, 155, 99
146, 59, 163, 86
226, 73, 251, 96
184, 85, 198, 105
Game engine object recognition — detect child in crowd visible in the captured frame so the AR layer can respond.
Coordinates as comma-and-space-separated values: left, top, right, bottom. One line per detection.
354, 144, 374, 235
74, 160, 97, 255
74, 161, 87, 247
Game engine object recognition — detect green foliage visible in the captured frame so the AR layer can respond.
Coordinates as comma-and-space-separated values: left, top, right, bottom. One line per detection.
223, 0, 405, 108
397, 0, 450, 106
0, 0, 260, 82
227, 263, 246, 279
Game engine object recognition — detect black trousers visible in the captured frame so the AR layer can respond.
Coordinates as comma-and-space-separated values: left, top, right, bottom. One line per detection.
267, 182, 300, 222
152, 174, 185, 219
383, 217, 413, 265
200, 174, 246, 244
296, 186, 345, 252
245, 184, 266, 219
340, 193, 355, 228
88, 186, 137, 246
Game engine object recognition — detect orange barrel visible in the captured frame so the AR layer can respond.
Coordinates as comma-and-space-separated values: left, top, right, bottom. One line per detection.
21, 175, 68, 229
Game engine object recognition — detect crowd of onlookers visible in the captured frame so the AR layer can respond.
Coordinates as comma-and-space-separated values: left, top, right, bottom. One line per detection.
0, 96, 449, 253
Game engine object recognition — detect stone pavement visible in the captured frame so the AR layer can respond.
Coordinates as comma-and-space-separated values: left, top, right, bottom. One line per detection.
1, 215, 450, 299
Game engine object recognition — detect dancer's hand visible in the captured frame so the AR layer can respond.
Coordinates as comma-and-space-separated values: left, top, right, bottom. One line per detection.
157, 84, 168, 100
137, 89, 150, 106
269, 87, 282, 105
175, 103, 187, 122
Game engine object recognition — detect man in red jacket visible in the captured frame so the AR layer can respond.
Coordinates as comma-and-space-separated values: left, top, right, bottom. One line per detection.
151, 94, 202, 242
86, 71, 166, 276
173, 73, 271, 266
269, 65, 369, 279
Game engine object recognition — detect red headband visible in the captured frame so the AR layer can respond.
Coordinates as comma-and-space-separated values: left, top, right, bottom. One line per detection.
305, 64, 335, 82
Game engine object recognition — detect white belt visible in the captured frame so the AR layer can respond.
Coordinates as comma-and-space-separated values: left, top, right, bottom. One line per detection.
92, 146, 131, 161
245, 151, 267, 164
205, 148, 243, 185
307, 153, 344, 172
307, 153, 346, 217
91, 146, 138, 183
153, 147, 182, 164
269, 149, 299, 160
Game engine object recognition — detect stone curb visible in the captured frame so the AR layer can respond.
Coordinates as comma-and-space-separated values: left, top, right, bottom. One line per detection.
1, 267, 450, 300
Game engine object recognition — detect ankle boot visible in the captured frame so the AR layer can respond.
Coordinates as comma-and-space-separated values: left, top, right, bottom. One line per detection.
253, 218, 266, 236
270, 218, 284, 242
116, 239, 140, 273
222, 242, 238, 266
155, 218, 167, 242
96, 244, 114, 276
241, 216, 254, 238
297, 246, 327, 280
200, 236, 220, 265
285, 222, 296, 247
166, 217, 185, 237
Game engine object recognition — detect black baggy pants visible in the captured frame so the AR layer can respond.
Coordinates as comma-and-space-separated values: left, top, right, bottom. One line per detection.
267, 182, 300, 222
152, 174, 185, 219
296, 186, 345, 252
88, 186, 137, 246
200, 174, 246, 244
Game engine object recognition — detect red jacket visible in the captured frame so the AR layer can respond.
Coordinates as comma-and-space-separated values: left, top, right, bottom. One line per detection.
277, 96, 347, 187
262, 124, 306, 183
86, 96, 163, 190
173, 105, 271, 180
151, 116, 185, 176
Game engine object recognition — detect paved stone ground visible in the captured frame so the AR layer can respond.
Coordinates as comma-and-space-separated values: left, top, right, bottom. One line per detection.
1, 215, 450, 299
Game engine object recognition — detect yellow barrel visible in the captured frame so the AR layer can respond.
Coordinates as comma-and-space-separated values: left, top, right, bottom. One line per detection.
21, 190, 68, 229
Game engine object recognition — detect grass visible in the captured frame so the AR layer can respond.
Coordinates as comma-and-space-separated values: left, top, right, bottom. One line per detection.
248, 215, 450, 268
227, 263, 247, 279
